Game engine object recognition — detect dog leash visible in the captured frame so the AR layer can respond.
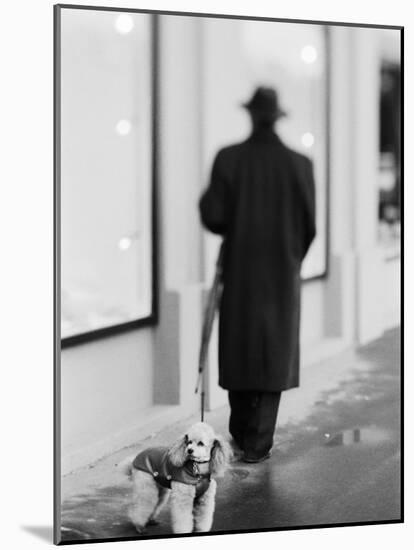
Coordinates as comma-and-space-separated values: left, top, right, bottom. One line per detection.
195, 241, 225, 421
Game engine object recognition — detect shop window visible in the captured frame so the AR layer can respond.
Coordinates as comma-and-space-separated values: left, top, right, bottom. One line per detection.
202, 20, 329, 280
378, 62, 401, 243
59, 9, 156, 345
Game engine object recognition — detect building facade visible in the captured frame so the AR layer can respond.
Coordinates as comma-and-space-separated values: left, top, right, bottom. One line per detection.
60, 15, 401, 474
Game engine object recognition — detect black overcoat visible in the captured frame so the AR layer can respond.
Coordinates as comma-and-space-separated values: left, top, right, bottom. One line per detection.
199, 129, 316, 392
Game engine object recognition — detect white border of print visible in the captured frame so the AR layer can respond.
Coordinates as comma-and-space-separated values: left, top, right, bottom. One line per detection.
0, 1, 409, 550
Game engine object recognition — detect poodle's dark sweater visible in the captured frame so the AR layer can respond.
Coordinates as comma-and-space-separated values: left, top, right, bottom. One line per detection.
132, 447, 211, 498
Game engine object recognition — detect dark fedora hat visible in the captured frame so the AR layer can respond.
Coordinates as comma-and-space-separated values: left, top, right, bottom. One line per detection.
242, 86, 287, 118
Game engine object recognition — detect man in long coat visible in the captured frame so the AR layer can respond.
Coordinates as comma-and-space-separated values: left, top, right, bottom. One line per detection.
199, 87, 316, 463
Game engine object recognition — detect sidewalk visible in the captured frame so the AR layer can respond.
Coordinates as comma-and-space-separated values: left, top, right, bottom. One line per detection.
59, 328, 401, 542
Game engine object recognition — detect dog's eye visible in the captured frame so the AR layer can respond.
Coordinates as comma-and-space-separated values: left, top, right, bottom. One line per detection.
197, 441, 205, 447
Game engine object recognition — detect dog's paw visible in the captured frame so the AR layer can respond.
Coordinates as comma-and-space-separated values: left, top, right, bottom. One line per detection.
134, 525, 148, 535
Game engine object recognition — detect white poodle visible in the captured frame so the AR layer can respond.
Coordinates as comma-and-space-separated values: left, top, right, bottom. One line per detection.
119, 422, 231, 534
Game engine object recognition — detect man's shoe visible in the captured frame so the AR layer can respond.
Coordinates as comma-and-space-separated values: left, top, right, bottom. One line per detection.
242, 450, 272, 464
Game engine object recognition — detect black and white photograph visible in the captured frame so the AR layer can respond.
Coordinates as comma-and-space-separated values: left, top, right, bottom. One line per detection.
53, 3, 402, 546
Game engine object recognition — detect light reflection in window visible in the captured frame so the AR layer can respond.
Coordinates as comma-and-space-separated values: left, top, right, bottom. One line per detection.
115, 119, 132, 136
115, 14, 134, 34
301, 45, 318, 64
301, 132, 315, 148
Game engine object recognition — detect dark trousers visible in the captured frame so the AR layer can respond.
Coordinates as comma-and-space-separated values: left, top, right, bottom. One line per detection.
228, 391, 282, 459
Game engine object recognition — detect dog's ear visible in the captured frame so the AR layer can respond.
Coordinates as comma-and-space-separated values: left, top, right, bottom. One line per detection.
210, 436, 232, 476
167, 435, 188, 467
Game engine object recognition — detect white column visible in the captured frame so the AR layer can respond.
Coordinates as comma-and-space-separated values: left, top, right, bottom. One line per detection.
158, 15, 204, 291
322, 27, 356, 345
350, 27, 384, 344
153, 16, 205, 411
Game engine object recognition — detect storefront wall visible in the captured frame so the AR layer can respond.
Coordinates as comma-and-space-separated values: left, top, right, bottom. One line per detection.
60, 19, 400, 473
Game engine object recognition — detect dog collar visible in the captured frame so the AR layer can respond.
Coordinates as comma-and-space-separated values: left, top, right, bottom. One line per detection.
185, 460, 210, 478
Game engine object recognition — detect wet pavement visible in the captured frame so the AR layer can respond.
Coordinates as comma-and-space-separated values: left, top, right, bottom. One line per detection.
60, 328, 401, 542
